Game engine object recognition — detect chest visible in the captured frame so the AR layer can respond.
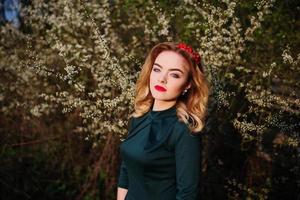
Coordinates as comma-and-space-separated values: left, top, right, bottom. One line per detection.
120, 125, 176, 178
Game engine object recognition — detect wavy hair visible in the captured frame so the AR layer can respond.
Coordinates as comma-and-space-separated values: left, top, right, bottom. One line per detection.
130, 42, 210, 133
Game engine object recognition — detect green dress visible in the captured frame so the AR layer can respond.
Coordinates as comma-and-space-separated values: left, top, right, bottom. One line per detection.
118, 104, 202, 200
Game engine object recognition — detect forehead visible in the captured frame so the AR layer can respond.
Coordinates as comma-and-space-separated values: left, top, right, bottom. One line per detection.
154, 50, 189, 72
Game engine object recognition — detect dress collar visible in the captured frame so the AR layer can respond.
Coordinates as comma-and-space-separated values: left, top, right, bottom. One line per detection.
148, 104, 177, 120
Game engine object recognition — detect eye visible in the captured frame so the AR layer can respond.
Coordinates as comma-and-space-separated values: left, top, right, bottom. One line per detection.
171, 73, 180, 78
153, 68, 160, 72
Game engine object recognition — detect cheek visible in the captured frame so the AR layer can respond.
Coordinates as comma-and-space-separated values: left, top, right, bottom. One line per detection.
149, 72, 155, 85
168, 80, 186, 93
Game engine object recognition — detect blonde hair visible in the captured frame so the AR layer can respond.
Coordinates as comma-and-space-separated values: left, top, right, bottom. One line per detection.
130, 42, 210, 133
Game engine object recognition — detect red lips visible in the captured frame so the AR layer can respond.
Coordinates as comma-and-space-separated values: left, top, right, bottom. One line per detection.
154, 85, 167, 92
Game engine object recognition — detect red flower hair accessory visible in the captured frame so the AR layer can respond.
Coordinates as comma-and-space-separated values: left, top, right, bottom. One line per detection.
176, 42, 201, 65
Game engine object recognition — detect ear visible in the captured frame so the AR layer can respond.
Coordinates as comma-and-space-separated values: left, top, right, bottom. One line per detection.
186, 82, 191, 90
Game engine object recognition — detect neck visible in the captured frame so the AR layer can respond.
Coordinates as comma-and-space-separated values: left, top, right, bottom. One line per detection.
152, 99, 177, 111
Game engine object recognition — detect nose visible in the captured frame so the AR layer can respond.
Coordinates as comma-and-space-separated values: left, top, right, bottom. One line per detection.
158, 72, 167, 84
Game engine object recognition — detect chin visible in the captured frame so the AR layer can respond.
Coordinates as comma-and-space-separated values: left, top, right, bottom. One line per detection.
152, 94, 176, 102
152, 94, 165, 100
151, 90, 165, 97
150, 89, 178, 101
151, 94, 166, 100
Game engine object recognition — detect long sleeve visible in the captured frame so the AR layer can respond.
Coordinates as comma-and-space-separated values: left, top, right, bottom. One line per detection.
118, 160, 129, 189
175, 123, 201, 200
117, 116, 135, 189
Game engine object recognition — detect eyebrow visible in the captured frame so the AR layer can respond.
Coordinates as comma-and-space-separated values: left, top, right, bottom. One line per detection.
153, 63, 184, 74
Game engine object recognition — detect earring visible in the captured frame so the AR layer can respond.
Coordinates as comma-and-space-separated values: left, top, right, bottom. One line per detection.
182, 89, 188, 95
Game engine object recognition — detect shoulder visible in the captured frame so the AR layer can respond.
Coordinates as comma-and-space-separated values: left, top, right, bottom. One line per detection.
127, 111, 149, 132
172, 120, 201, 144
173, 120, 200, 137
128, 116, 137, 133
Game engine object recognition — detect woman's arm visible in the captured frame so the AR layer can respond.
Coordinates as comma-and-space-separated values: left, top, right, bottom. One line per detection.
117, 117, 134, 199
117, 160, 129, 200
175, 123, 201, 200
117, 187, 128, 200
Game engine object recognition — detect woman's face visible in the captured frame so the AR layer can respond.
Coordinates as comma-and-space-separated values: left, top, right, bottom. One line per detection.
149, 50, 191, 102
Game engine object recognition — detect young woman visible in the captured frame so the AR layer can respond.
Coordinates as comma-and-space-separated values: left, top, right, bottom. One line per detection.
117, 42, 210, 200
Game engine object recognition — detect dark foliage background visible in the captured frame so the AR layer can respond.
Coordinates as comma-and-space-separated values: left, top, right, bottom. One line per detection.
0, 0, 299, 199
